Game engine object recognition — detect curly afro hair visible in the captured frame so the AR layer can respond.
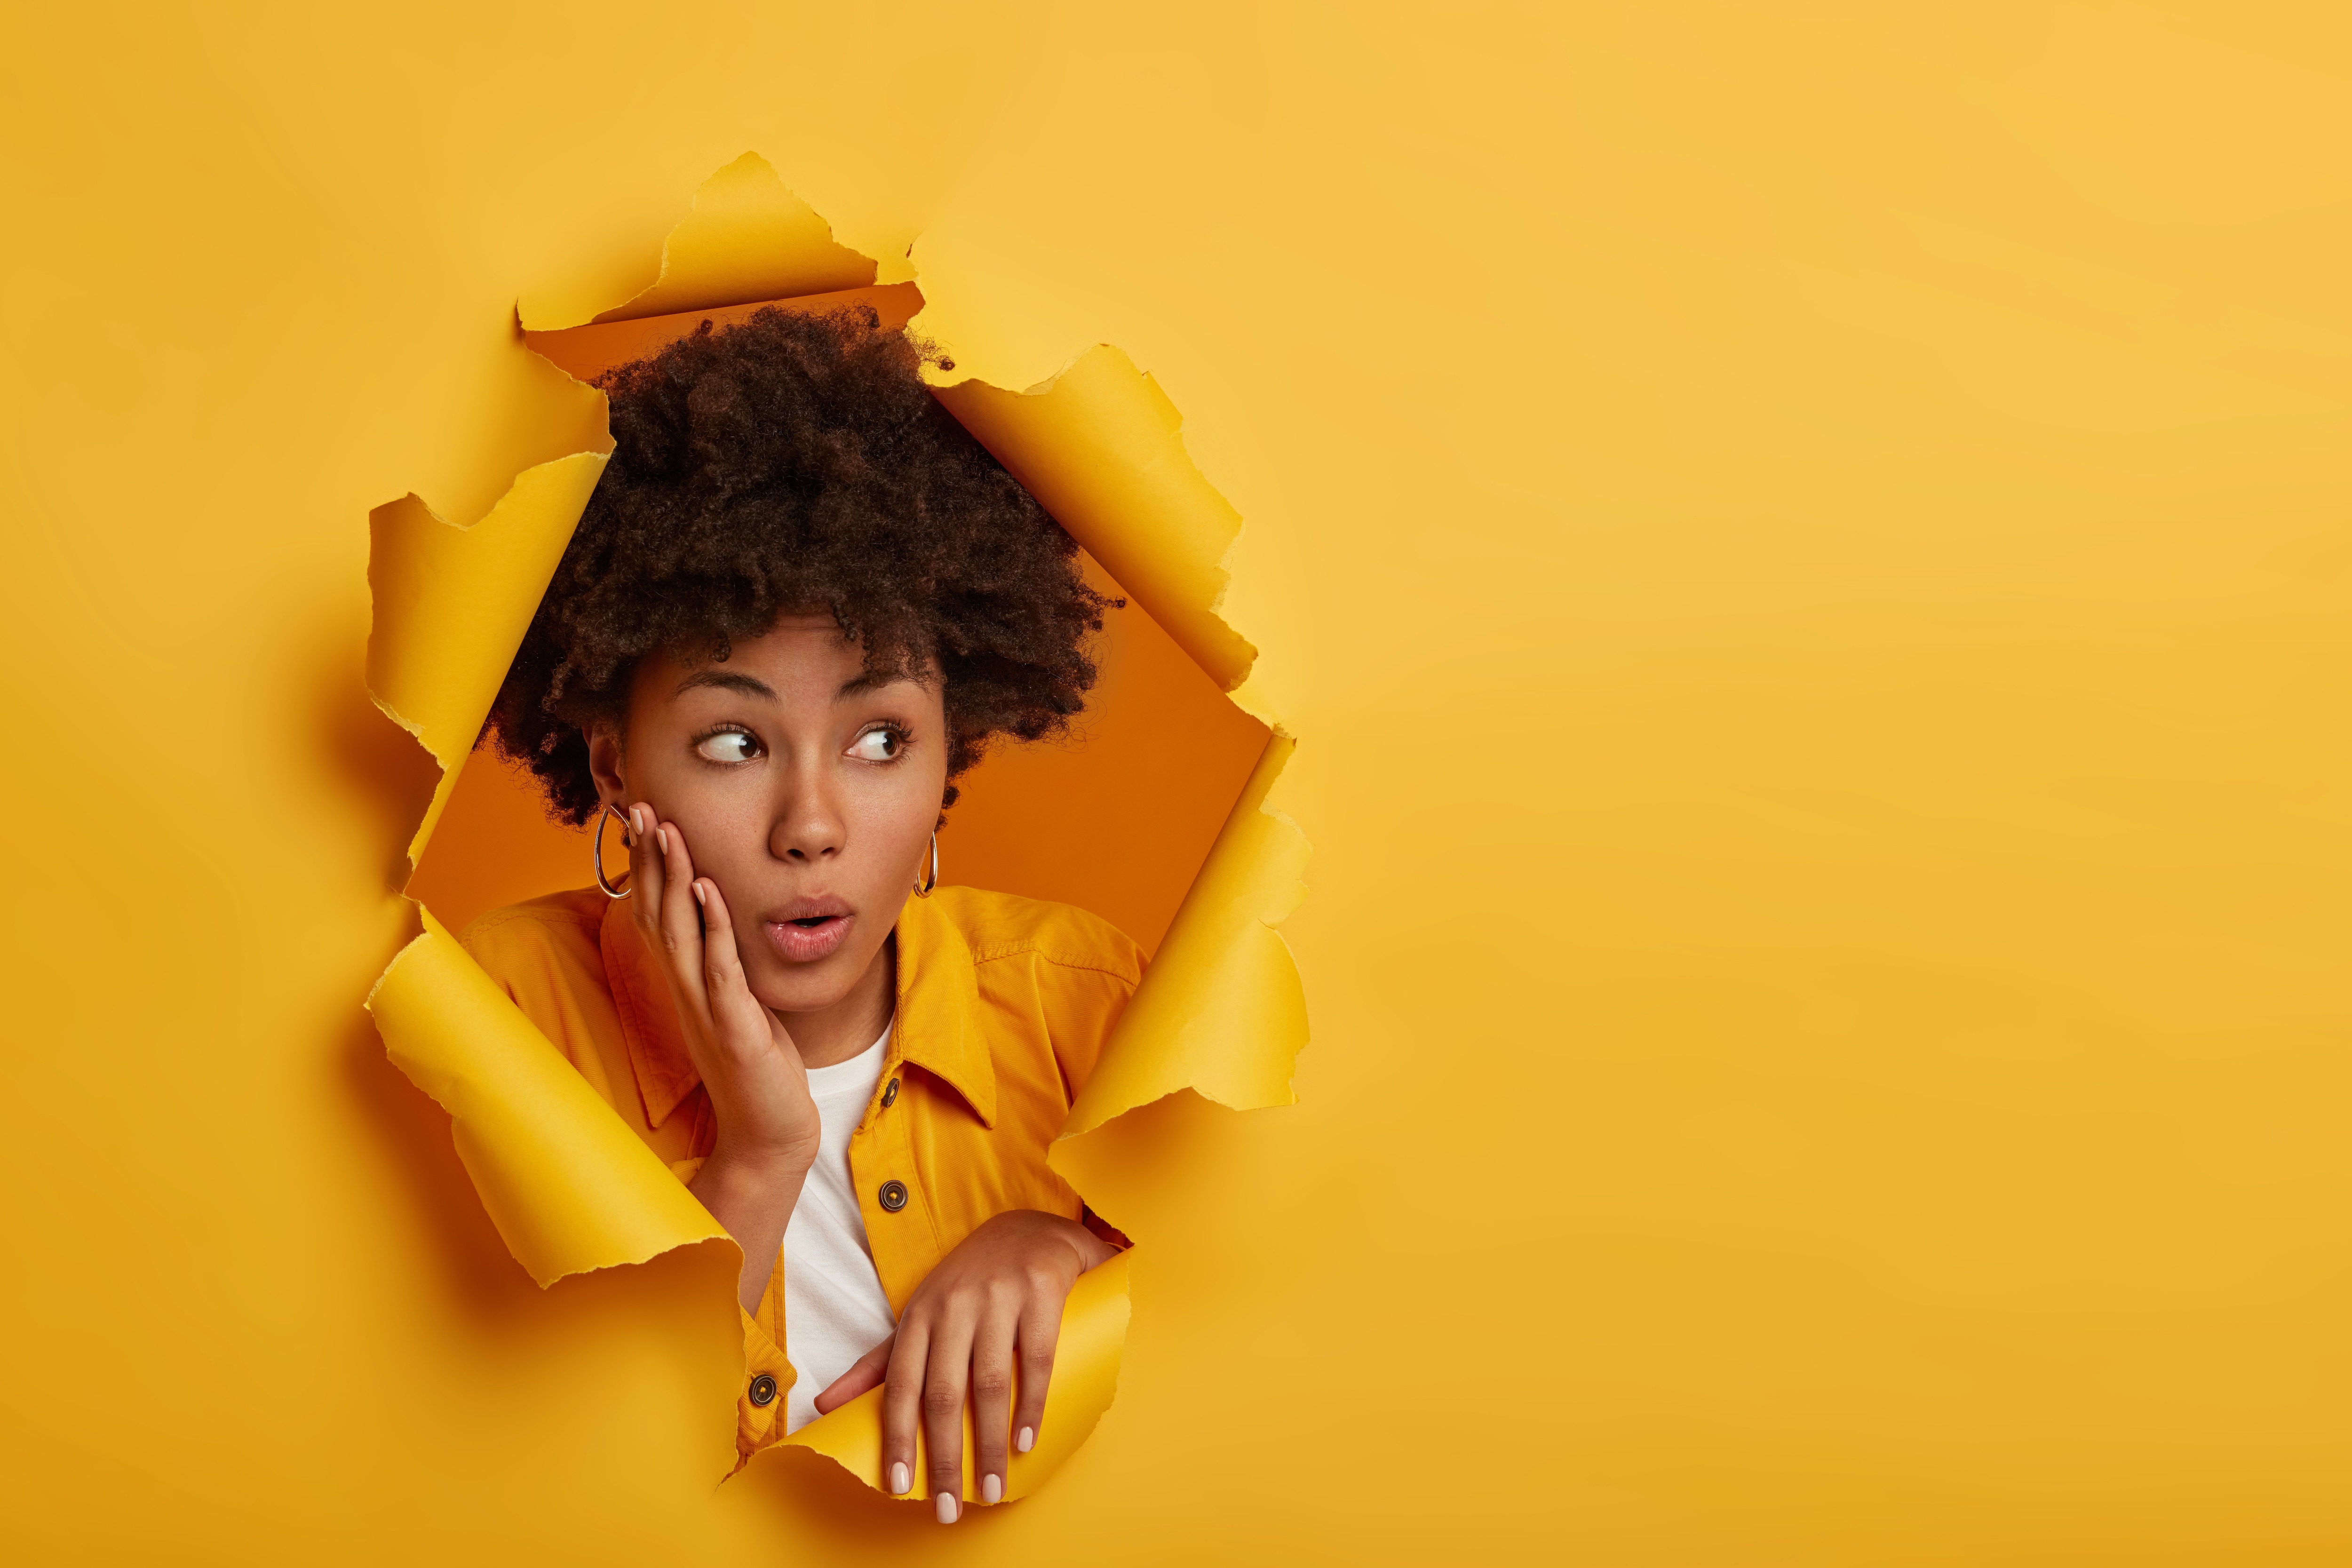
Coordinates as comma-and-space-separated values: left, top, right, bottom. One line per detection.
485, 303, 1116, 826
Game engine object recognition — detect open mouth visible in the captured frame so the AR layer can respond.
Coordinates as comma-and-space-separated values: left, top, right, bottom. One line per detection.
763, 900, 854, 963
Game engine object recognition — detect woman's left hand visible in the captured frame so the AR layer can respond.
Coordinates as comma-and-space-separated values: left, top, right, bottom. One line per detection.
810, 1209, 1117, 1521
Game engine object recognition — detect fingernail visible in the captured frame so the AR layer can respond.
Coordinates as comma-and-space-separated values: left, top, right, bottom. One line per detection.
658, 826, 671, 854
981, 1473, 1003, 1504
935, 1492, 958, 1525
1016, 1426, 1034, 1454
890, 1462, 909, 1495
691, 881, 706, 907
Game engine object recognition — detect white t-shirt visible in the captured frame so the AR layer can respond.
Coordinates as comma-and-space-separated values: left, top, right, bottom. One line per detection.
781, 1026, 900, 1433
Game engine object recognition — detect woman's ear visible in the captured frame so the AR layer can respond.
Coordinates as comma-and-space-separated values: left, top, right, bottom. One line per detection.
585, 724, 628, 811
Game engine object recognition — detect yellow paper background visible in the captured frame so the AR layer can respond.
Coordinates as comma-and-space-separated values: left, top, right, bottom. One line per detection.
6, 2, 2352, 1561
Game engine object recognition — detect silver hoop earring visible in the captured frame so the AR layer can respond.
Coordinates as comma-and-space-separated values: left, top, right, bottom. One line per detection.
913, 831, 938, 898
593, 803, 633, 899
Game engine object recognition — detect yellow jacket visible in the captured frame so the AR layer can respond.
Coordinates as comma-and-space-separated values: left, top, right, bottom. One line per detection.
461, 883, 1142, 1462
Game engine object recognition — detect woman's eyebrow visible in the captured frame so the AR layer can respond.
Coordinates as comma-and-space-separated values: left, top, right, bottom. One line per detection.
835, 671, 913, 699
674, 670, 777, 700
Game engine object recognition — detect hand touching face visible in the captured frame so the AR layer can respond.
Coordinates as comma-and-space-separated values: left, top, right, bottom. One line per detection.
587, 613, 948, 1057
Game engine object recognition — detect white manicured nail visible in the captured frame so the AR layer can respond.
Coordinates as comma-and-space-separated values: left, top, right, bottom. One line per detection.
890, 1462, 909, 1495
936, 1492, 958, 1524
691, 881, 706, 907
1016, 1426, 1034, 1453
981, 1473, 1003, 1504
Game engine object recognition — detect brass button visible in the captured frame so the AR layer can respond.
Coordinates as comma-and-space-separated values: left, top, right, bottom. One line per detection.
881, 1076, 899, 1108
747, 1374, 778, 1408
878, 1179, 909, 1212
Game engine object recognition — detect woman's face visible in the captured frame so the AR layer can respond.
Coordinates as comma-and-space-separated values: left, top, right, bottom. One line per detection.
587, 614, 948, 1019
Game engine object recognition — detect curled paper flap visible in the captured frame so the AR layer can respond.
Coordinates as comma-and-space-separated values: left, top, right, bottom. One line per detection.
366, 453, 607, 864
932, 347, 1260, 695
1060, 734, 1310, 1141
368, 910, 730, 1284
363, 152, 1309, 1507
519, 152, 876, 332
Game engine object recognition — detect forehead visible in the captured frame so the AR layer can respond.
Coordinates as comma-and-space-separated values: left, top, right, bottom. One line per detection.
654, 611, 927, 700
659, 617, 853, 686
736, 613, 862, 669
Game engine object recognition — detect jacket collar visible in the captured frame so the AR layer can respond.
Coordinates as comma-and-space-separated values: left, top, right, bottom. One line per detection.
598, 890, 996, 1131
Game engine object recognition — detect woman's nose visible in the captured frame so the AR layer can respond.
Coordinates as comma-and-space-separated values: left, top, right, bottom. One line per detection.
770, 771, 845, 862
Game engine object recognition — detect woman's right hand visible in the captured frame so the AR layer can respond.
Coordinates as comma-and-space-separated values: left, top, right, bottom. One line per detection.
626, 803, 819, 1309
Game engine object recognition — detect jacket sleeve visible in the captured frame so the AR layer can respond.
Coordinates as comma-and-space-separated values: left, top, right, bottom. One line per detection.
1044, 952, 1146, 1106
1042, 943, 1144, 1253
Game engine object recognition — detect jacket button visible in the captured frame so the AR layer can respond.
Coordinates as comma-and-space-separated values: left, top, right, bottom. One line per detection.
881, 1076, 899, 1108
747, 1374, 778, 1408
878, 1179, 909, 1212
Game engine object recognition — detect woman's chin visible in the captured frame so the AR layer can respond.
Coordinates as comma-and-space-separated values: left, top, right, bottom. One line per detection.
745, 953, 874, 1022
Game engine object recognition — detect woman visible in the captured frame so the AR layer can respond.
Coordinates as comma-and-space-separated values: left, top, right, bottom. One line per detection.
461, 305, 1136, 1522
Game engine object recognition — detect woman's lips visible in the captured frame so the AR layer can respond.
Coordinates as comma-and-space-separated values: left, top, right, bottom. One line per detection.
762, 900, 854, 963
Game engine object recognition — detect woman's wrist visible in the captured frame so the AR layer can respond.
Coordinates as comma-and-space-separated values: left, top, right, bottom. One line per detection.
693, 1139, 817, 1227
690, 1141, 816, 1313
981, 1207, 1116, 1273
702, 1137, 817, 1188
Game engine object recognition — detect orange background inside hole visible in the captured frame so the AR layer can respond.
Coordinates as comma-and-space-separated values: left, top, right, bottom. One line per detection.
405, 550, 1270, 958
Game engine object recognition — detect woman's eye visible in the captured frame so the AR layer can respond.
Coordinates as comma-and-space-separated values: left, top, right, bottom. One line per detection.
847, 727, 902, 762
694, 731, 762, 764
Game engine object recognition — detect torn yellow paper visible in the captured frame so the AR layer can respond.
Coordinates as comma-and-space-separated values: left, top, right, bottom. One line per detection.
1060, 734, 1309, 1141
366, 454, 608, 864
364, 152, 1310, 1508
524, 283, 924, 387
927, 343, 1308, 1147
932, 347, 1260, 696
519, 152, 876, 332
369, 908, 731, 1284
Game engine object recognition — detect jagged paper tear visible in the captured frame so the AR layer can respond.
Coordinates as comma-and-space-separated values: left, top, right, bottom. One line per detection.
363, 151, 1310, 1507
